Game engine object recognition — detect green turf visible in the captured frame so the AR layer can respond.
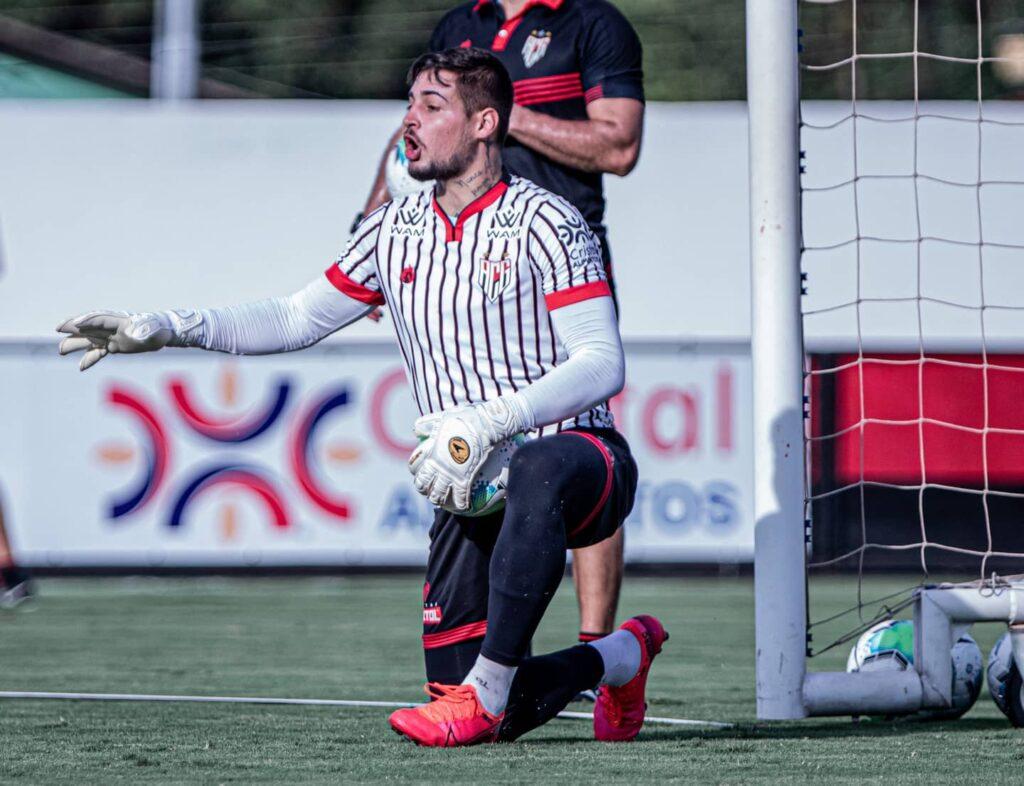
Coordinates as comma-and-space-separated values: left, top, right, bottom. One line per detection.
1, 575, 1022, 783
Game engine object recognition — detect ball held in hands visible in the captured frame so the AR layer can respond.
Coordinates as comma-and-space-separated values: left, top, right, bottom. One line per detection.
408, 399, 528, 513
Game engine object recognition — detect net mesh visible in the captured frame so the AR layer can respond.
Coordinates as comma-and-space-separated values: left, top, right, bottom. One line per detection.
798, 0, 1024, 653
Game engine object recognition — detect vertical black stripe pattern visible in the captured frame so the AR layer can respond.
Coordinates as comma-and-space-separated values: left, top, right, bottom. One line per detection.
366, 177, 613, 431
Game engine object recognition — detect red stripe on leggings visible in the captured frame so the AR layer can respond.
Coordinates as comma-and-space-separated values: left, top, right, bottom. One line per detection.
422, 619, 488, 649
564, 431, 614, 538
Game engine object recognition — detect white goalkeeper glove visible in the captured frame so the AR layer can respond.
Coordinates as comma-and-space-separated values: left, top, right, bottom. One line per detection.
56, 309, 202, 371
408, 397, 530, 511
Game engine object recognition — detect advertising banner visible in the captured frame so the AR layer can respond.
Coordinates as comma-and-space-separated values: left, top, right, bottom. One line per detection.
0, 342, 751, 567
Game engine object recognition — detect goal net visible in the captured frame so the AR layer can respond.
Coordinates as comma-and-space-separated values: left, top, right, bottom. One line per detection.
801, 0, 1024, 657
750, 0, 1024, 719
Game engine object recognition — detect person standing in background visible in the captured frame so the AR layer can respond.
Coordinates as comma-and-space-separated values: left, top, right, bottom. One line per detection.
0, 492, 34, 608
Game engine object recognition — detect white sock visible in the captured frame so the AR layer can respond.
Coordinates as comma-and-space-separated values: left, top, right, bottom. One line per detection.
462, 655, 517, 716
588, 630, 642, 687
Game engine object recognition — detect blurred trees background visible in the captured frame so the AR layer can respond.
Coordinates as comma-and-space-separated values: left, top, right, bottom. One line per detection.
0, 0, 1021, 99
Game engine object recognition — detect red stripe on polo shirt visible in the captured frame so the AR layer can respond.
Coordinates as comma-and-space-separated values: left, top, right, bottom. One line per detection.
491, 15, 527, 51
514, 72, 585, 106
516, 87, 584, 106
514, 72, 582, 91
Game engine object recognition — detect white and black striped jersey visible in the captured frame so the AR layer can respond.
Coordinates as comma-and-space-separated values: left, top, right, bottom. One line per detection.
325, 172, 615, 434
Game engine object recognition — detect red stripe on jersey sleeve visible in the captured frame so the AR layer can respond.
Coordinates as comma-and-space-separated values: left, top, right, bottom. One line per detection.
544, 281, 612, 310
585, 84, 605, 103
324, 265, 385, 306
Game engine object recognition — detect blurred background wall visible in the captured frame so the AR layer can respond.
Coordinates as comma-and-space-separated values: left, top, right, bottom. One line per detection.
1, 1, 1023, 570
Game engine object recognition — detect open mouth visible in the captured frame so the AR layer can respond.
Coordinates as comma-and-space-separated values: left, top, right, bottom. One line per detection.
404, 134, 422, 162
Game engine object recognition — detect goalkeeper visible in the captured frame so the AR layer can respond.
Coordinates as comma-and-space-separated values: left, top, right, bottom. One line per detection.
361, 0, 646, 659
57, 49, 665, 747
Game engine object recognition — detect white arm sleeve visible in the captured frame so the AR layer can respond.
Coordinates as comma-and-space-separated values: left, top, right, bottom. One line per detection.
506, 296, 625, 430
171, 275, 372, 355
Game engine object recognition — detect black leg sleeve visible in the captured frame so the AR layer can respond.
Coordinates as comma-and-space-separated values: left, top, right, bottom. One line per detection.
497, 644, 605, 742
479, 436, 608, 666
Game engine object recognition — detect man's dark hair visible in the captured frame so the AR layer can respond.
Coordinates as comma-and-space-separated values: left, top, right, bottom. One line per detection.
408, 48, 514, 143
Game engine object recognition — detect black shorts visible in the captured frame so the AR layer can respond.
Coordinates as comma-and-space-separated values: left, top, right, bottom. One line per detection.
420, 427, 637, 680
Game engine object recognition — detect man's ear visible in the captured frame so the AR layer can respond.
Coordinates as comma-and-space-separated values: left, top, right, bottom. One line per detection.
475, 107, 500, 142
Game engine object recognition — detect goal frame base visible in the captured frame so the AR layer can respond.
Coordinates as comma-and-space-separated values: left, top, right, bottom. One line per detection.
783, 584, 1024, 719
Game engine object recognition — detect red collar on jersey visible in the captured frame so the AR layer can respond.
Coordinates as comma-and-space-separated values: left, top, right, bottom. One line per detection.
472, 0, 565, 17
432, 172, 511, 243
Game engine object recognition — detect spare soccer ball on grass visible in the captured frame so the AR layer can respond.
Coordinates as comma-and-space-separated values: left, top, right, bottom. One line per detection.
986, 632, 1024, 726
419, 433, 528, 517
385, 137, 433, 200
846, 619, 915, 672
846, 619, 983, 719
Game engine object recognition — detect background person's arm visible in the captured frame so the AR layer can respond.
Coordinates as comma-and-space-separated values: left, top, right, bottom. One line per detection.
507, 98, 643, 176
361, 126, 403, 216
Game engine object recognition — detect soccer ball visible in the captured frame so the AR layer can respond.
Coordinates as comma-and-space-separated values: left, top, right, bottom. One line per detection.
385, 137, 433, 200
986, 632, 1024, 726
847, 619, 914, 672
418, 432, 527, 517
846, 619, 983, 719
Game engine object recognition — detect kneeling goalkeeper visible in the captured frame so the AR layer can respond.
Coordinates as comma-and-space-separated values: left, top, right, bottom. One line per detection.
57, 48, 666, 747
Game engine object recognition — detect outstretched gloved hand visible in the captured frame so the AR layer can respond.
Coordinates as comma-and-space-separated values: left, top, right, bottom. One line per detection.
57, 309, 200, 370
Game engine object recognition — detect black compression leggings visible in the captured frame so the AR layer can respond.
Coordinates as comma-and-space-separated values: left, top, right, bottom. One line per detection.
480, 432, 614, 666
422, 428, 636, 740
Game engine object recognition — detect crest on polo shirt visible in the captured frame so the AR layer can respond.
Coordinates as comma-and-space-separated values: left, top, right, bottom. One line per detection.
522, 30, 552, 68
478, 254, 515, 301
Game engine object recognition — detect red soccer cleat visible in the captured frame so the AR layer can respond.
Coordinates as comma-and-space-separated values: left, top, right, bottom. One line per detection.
593, 614, 669, 742
389, 683, 503, 747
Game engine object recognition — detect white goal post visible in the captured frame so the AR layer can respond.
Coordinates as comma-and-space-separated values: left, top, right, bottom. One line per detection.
747, 0, 1024, 720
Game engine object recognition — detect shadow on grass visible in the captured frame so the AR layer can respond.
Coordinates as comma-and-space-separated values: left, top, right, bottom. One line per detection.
524, 716, 1012, 745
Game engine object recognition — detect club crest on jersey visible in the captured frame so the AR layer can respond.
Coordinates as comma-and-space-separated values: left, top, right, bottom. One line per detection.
391, 205, 426, 237
522, 30, 552, 68
487, 208, 522, 240
477, 254, 515, 301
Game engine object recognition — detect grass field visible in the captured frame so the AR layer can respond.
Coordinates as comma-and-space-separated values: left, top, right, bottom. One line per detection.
2, 574, 1022, 783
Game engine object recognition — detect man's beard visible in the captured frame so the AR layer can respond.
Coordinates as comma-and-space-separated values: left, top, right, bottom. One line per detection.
409, 142, 476, 183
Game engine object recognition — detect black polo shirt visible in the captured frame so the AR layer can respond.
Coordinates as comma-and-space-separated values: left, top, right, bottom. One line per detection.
429, 0, 644, 261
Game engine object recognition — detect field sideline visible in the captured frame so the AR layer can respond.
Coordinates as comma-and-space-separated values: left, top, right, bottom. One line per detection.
2, 575, 1022, 783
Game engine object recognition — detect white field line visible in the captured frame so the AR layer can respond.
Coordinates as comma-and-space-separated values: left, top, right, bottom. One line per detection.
0, 690, 733, 729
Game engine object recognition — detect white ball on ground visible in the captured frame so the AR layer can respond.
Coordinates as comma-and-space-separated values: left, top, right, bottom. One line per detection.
986, 631, 1024, 725
845, 619, 982, 720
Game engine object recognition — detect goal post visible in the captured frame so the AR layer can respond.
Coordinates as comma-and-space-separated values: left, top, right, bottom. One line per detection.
748, 0, 1024, 721
746, 0, 808, 721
